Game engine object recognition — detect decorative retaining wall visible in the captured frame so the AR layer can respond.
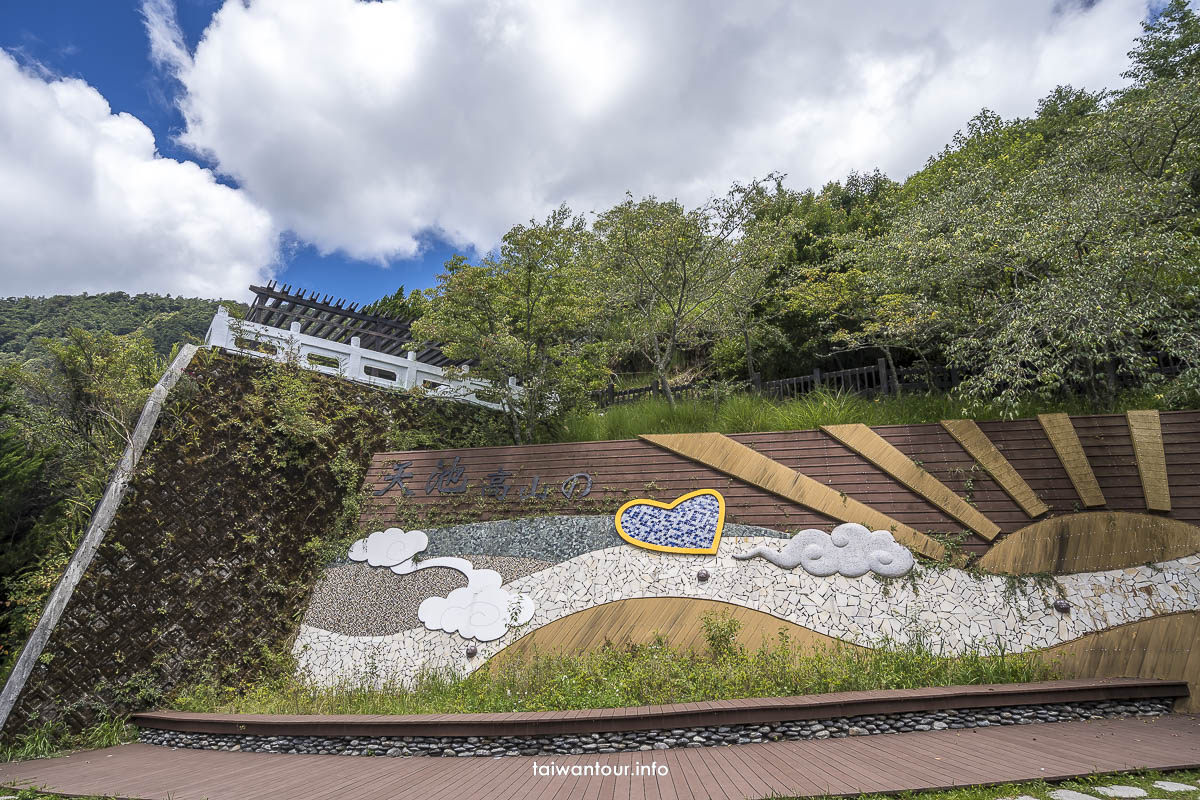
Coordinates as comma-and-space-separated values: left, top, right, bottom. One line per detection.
0, 350, 509, 735
362, 411, 1200, 558
295, 523, 1200, 689
293, 410, 1200, 709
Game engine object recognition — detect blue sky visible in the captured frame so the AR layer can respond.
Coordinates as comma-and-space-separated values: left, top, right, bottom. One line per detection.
0, 1, 1160, 305
1, 0, 468, 304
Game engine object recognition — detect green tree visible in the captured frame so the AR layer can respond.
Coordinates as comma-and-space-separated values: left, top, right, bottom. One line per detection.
0, 292, 240, 361
21, 328, 166, 451
415, 207, 610, 443
362, 285, 430, 322
836, 75, 1200, 410
720, 180, 801, 380
1123, 0, 1200, 84
2, 329, 165, 664
0, 379, 59, 590
595, 177, 784, 404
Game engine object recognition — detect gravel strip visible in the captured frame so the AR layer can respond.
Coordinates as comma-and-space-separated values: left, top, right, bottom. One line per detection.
140, 698, 1174, 758
304, 556, 553, 636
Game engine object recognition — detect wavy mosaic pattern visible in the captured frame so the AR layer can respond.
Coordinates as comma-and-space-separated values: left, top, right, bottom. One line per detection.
293, 536, 1200, 688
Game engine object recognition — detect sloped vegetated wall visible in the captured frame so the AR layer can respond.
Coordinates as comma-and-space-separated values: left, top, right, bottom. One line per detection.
2, 349, 508, 734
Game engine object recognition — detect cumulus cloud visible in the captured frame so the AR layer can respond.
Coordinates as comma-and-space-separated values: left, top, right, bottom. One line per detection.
146, 0, 1145, 263
734, 523, 915, 578
349, 528, 536, 641
0, 50, 278, 298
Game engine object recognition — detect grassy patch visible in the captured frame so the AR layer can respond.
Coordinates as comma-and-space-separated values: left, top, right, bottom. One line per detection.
170, 613, 1054, 716
558, 387, 1169, 441
0, 715, 134, 763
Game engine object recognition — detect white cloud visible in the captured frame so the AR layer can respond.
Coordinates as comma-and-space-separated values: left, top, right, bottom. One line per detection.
419, 583, 535, 642
734, 523, 915, 577
146, 0, 1147, 264
348, 527, 428, 567
0, 50, 278, 298
349, 528, 537, 641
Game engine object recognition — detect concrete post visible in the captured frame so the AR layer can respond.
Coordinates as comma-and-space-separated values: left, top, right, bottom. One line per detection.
348, 336, 362, 379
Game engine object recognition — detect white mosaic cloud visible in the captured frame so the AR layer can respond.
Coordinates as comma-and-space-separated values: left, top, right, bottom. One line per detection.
348, 528, 536, 642
298, 536, 1200, 688
349, 528, 427, 567
418, 573, 536, 641
733, 523, 914, 577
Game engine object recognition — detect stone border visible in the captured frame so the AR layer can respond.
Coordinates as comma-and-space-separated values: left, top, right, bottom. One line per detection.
138, 698, 1173, 758
0, 344, 199, 732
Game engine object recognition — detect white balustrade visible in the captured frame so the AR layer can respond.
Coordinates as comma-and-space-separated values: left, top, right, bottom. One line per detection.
204, 306, 508, 410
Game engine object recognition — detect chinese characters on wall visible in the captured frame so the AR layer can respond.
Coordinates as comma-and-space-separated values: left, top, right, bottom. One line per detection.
374, 456, 594, 501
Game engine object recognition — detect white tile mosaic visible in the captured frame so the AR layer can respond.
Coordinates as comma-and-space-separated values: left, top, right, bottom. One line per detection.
293, 537, 1200, 688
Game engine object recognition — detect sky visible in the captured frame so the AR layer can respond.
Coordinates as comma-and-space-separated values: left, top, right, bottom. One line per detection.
0, 0, 1173, 306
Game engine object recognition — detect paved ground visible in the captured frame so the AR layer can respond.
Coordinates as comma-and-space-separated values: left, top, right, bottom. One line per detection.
2, 714, 1199, 800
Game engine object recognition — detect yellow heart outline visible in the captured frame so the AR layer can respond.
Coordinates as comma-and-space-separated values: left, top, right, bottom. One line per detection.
614, 489, 726, 555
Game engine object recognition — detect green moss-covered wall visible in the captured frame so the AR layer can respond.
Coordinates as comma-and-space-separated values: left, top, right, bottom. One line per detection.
4, 349, 508, 733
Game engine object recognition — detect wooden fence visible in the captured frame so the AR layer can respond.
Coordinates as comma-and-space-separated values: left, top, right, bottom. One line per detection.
593, 352, 1187, 409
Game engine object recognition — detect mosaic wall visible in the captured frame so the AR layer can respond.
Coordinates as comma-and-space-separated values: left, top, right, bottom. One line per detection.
295, 512, 1200, 688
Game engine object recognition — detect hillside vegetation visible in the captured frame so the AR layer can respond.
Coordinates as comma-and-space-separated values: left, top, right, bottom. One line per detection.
0, 293, 243, 361
394, 4, 1200, 439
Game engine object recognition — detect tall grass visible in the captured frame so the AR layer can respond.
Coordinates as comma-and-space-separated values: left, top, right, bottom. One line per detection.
0, 714, 134, 763
558, 387, 1167, 442
170, 613, 1055, 716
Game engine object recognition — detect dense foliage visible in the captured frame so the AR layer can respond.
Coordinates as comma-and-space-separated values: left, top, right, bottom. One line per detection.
388, 6, 1200, 433
414, 208, 613, 443
0, 293, 243, 361
0, 329, 167, 667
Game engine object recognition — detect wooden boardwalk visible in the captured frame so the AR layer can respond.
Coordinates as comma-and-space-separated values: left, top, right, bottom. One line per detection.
4, 714, 1199, 800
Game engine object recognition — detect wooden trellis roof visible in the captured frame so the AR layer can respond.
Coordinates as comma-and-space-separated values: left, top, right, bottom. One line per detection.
246, 281, 462, 367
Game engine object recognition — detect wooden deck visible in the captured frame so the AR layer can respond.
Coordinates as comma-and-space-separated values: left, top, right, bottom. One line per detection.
5, 714, 1199, 800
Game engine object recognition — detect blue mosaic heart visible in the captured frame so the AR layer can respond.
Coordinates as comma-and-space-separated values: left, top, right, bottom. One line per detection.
615, 490, 726, 554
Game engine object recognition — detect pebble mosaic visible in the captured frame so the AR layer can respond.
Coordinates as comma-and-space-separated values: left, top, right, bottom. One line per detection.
418, 515, 787, 564
138, 699, 1173, 758
294, 535, 1200, 687
304, 556, 552, 637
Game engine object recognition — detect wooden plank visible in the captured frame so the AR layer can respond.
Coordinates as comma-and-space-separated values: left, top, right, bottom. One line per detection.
940, 419, 1049, 518
1043, 611, 1200, 713
9, 716, 1200, 800
639, 433, 947, 560
1128, 410, 1171, 512
1037, 413, 1106, 507
821, 423, 1002, 540
489, 598, 854, 665
360, 411, 1200, 542
976, 511, 1200, 575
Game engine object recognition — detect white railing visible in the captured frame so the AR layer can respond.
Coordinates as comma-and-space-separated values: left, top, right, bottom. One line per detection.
204, 306, 510, 410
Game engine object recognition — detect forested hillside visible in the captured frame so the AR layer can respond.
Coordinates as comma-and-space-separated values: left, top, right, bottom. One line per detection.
0, 293, 243, 361
0, 293, 243, 670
